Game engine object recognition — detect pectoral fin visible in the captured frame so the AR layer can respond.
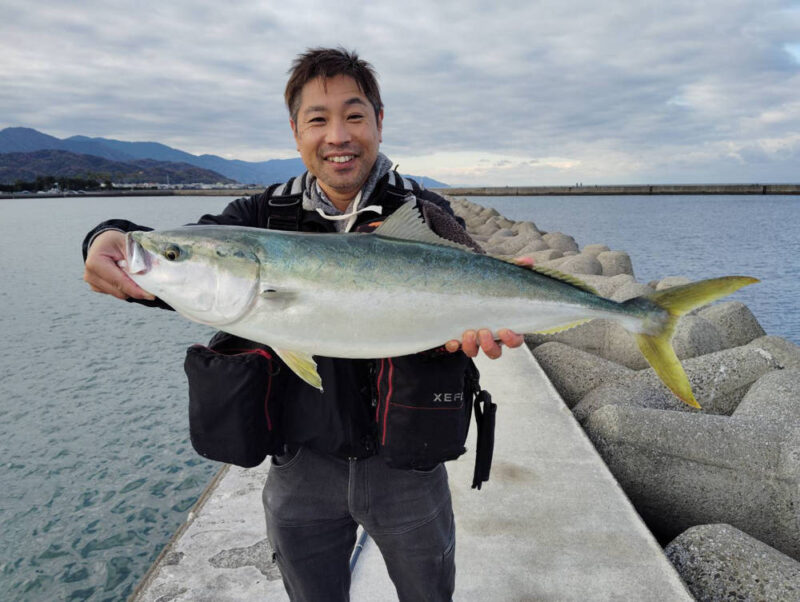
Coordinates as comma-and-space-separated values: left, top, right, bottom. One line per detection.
274, 348, 323, 391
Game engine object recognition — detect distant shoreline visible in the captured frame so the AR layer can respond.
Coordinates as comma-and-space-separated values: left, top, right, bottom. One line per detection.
437, 183, 800, 196
2, 183, 799, 200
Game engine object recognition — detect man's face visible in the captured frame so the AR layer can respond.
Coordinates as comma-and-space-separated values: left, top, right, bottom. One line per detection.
291, 74, 383, 208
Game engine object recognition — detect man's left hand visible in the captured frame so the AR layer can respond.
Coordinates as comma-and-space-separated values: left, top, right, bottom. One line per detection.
445, 328, 524, 359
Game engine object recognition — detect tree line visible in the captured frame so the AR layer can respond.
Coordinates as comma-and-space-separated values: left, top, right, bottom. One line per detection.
0, 175, 113, 193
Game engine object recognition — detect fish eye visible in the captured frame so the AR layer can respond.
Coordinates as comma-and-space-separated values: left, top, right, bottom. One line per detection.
163, 244, 183, 261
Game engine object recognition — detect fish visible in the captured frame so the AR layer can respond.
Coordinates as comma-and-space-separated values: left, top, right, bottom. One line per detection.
122, 201, 757, 407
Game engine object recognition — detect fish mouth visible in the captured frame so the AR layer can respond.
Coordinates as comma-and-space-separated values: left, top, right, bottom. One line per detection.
124, 232, 152, 275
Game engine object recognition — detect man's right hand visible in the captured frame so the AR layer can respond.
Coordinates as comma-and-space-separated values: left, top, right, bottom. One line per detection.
83, 230, 154, 300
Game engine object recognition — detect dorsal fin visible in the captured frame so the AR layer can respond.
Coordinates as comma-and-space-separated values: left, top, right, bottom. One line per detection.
496, 257, 599, 295
374, 201, 476, 252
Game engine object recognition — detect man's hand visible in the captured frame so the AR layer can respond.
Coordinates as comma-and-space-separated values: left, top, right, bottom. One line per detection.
83, 230, 154, 300
445, 328, 524, 359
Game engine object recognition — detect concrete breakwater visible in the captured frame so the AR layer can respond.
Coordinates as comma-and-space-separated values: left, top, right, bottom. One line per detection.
449, 196, 800, 601
437, 183, 800, 196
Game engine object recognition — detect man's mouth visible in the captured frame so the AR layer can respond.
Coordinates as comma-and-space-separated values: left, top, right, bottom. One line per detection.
326, 154, 356, 164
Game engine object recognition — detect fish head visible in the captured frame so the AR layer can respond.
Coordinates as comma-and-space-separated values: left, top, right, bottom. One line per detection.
124, 228, 260, 326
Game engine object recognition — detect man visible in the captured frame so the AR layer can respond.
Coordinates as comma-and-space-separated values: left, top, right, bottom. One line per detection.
83, 47, 522, 601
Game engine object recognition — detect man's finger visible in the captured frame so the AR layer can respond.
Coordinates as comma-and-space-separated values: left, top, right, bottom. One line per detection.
89, 282, 127, 300
445, 339, 461, 353
85, 252, 154, 300
461, 330, 479, 357
478, 328, 502, 359
497, 328, 524, 348
451, 329, 524, 357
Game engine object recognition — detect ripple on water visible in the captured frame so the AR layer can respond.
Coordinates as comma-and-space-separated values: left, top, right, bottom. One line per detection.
170, 497, 198, 513
104, 556, 133, 592
79, 531, 144, 559
60, 564, 90, 583
119, 478, 147, 494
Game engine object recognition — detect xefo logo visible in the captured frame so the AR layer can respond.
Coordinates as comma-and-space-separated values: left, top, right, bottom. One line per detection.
432, 392, 464, 403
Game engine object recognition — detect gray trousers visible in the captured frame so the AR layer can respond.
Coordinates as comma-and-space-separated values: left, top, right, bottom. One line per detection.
263, 446, 455, 602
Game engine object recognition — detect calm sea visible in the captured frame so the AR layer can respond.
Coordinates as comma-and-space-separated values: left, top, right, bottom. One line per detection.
0, 194, 797, 601
469, 194, 800, 345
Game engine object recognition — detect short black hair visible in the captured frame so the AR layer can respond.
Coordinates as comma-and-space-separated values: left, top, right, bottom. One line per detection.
285, 47, 382, 124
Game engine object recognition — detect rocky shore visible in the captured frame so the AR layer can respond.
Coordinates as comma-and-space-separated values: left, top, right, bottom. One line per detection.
448, 196, 800, 601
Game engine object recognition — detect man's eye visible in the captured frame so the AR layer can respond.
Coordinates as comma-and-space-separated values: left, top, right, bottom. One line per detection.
347, 114, 364, 121
309, 117, 325, 124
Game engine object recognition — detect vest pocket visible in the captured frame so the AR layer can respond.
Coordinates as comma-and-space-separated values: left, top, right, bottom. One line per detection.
375, 351, 473, 469
184, 331, 285, 467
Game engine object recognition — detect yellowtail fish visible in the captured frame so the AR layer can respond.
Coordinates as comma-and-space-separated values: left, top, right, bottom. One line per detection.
122, 202, 757, 406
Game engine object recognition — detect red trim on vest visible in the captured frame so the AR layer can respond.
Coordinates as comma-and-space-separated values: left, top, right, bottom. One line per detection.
385, 402, 465, 411
381, 358, 394, 445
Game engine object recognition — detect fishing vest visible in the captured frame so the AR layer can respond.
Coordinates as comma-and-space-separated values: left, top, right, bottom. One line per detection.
257, 171, 497, 488
262, 170, 422, 232
86, 172, 493, 486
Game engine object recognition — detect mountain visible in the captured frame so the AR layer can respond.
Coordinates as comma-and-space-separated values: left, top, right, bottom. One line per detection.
0, 127, 449, 187
0, 127, 67, 153
0, 149, 235, 185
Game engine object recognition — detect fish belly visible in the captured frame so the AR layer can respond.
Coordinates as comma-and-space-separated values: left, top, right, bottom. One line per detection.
222, 287, 640, 358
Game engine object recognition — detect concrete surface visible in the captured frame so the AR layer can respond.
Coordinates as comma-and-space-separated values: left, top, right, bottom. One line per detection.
131, 346, 691, 601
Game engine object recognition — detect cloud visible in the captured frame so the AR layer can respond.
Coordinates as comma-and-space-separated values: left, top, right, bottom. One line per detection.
1, 0, 799, 183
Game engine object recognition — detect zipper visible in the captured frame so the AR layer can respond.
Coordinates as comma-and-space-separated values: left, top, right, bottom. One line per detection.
369, 360, 378, 411
375, 358, 385, 422
264, 362, 273, 431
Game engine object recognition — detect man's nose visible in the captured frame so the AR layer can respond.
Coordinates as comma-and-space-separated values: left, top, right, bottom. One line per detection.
325, 118, 351, 145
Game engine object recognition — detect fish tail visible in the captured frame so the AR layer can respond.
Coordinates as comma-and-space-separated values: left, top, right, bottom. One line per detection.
631, 276, 759, 408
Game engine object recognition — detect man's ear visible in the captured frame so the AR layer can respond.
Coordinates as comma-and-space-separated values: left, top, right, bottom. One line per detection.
290, 118, 299, 149
377, 109, 384, 143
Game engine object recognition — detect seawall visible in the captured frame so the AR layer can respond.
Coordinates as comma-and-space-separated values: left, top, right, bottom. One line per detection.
449, 196, 800, 600
435, 183, 800, 196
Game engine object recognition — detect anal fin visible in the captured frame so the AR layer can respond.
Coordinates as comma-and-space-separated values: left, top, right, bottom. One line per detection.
533, 318, 592, 335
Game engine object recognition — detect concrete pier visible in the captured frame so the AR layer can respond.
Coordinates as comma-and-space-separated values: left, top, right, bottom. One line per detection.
130, 345, 690, 601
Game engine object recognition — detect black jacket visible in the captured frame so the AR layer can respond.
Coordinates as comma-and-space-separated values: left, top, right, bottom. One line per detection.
83, 172, 477, 460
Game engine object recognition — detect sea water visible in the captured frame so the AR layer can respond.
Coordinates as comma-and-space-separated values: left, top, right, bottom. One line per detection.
1, 196, 234, 601
469, 194, 799, 345
0, 194, 797, 600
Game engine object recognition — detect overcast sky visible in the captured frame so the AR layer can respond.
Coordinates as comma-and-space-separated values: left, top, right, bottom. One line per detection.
1, 0, 798, 185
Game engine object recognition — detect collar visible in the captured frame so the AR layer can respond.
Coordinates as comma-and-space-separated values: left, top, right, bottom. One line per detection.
301, 153, 394, 232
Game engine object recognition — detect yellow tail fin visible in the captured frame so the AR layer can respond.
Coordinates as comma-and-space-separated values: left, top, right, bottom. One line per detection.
634, 276, 759, 408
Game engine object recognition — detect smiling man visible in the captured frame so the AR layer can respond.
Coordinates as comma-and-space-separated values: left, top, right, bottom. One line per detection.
83, 47, 522, 601
290, 73, 381, 210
